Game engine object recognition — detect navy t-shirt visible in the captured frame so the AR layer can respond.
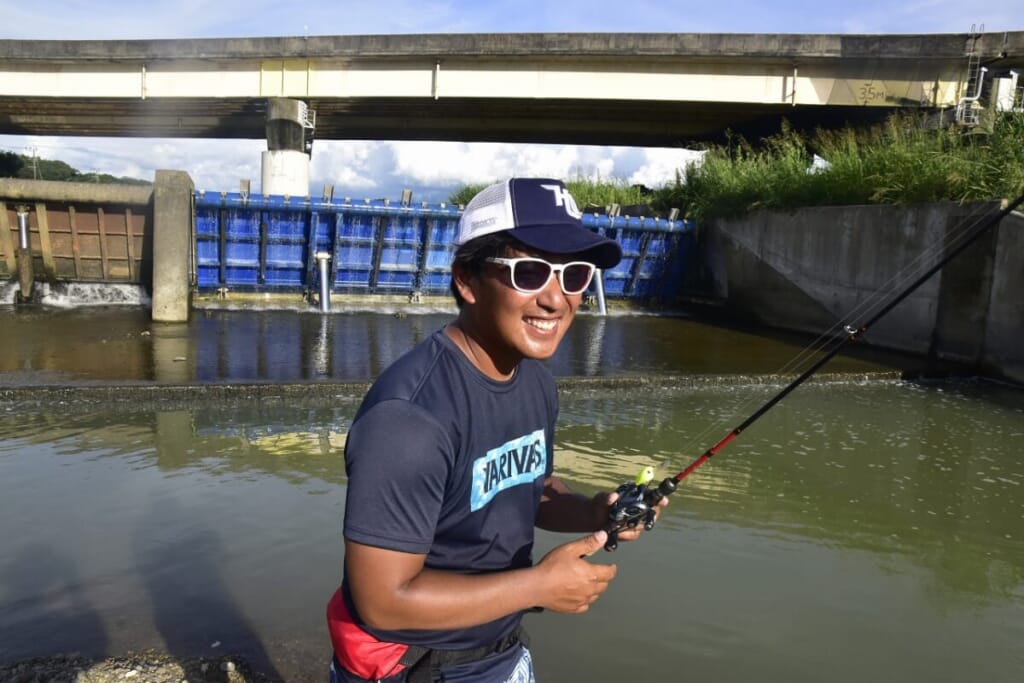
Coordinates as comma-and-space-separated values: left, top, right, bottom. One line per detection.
342, 328, 558, 650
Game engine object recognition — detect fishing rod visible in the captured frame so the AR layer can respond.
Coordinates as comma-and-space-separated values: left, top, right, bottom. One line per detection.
603, 190, 1024, 551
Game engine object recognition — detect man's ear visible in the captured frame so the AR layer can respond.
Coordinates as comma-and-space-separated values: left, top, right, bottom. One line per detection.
451, 262, 479, 306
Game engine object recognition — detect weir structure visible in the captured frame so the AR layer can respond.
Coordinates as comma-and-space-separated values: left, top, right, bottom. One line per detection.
0, 176, 695, 320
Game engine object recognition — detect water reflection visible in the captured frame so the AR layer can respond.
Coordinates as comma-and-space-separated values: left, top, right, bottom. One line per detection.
1, 378, 1022, 680
0, 307, 916, 385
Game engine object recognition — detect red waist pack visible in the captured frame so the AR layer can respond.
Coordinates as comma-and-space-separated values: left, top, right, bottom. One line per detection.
327, 588, 411, 680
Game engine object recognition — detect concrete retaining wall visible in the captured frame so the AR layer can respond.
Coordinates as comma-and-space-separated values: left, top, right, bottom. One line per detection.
982, 209, 1024, 382
703, 201, 1023, 384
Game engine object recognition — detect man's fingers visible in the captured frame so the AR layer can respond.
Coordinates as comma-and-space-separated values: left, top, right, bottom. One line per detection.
578, 529, 607, 557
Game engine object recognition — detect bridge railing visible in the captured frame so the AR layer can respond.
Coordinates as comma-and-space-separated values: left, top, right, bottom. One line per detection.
193, 191, 696, 301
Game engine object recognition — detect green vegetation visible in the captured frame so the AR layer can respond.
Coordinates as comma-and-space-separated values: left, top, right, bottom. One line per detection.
449, 113, 1024, 222
658, 113, 1024, 220
448, 182, 490, 206
0, 150, 151, 185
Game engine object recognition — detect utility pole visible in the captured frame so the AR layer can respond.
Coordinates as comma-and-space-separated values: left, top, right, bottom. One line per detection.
26, 146, 39, 180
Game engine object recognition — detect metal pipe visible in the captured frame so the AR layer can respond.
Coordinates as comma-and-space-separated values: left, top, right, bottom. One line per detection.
17, 206, 30, 250
316, 251, 331, 313
15, 206, 33, 303
594, 268, 607, 316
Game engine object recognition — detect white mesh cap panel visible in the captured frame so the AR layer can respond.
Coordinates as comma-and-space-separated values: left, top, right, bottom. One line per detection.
454, 180, 515, 245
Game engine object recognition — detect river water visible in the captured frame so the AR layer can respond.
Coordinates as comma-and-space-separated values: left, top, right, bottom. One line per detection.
1, 306, 1022, 682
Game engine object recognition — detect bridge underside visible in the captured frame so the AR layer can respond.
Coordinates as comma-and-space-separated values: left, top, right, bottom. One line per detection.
0, 96, 903, 147
3, 31, 1021, 146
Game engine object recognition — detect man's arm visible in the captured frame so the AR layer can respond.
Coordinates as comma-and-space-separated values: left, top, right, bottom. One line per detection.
345, 532, 615, 631
534, 475, 606, 532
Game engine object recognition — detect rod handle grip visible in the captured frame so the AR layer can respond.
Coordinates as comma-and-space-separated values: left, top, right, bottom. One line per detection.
644, 477, 678, 506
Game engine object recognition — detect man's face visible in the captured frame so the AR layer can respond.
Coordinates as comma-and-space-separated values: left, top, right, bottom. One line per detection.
460, 246, 584, 370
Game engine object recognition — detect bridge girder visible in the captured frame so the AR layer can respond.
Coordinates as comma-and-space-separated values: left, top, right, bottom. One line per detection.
1, 31, 1021, 146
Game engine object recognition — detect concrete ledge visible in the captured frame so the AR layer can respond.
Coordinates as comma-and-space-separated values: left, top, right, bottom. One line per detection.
0, 178, 152, 205
0, 371, 905, 410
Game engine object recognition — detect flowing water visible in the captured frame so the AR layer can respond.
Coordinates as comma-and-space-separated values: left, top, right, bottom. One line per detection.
1, 307, 1022, 681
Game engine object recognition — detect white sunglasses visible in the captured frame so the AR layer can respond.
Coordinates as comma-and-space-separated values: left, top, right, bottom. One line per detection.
485, 257, 596, 295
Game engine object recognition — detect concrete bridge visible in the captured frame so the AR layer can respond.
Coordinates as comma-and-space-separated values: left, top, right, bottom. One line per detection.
1, 31, 1023, 147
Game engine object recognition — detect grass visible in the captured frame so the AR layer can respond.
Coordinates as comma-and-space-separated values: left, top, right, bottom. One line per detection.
652, 113, 1024, 220
447, 175, 651, 210
449, 113, 1024, 222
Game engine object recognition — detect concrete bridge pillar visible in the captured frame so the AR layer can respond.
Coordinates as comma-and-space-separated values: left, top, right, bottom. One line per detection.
262, 98, 313, 197
151, 170, 194, 323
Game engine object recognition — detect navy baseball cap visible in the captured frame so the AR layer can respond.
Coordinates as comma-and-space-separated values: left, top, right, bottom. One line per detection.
454, 178, 622, 269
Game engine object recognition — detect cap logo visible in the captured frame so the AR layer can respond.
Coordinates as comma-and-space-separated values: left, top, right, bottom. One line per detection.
471, 216, 498, 229
540, 183, 583, 220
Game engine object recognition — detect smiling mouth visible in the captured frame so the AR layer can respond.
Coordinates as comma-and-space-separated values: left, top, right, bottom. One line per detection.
525, 318, 557, 332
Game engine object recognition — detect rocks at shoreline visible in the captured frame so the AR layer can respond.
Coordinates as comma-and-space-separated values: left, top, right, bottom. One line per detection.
0, 651, 279, 683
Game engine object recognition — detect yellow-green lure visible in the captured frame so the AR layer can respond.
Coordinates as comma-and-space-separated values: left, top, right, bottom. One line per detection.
634, 466, 655, 486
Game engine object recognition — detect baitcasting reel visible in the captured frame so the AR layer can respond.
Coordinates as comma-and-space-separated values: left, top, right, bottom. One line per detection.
604, 466, 677, 551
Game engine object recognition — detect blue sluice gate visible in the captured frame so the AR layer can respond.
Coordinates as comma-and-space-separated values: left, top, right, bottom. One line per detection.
194, 191, 695, 300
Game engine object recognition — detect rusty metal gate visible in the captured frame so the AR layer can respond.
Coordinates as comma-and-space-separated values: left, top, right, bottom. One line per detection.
0, 179, 152, 284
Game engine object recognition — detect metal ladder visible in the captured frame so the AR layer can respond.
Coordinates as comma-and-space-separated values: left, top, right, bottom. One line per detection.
955, 24, 987, 126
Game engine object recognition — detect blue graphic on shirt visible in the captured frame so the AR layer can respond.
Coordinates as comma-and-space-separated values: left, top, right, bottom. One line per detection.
471, 429, 547, 512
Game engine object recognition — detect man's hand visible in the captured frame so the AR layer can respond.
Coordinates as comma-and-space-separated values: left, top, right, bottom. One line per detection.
534, 531, 617, 613
592, 487, 669, 543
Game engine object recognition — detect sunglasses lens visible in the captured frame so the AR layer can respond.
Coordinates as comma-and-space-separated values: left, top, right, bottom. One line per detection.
561, 263, 594, 293
511, 259, 553, 291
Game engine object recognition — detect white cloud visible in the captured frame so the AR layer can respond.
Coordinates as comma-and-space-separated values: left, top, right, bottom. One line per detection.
628, 148, 705, 188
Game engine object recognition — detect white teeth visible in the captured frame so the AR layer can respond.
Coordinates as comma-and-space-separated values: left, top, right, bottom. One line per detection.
526, 318, 556, 331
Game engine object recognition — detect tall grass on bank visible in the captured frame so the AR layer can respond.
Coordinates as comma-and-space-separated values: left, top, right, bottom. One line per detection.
655, 113, 1024, 220
447, 113, 1024, 222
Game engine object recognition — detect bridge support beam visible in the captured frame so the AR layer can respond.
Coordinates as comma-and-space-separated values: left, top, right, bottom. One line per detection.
261, 98, 313, 197
151, 170, 194, 323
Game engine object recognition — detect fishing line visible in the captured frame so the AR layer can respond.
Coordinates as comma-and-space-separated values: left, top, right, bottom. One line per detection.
664, 198, 1006, 466
608, 192, 1024, 547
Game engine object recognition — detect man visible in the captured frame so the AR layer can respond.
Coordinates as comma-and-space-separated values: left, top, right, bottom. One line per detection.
327, 178, 662, 682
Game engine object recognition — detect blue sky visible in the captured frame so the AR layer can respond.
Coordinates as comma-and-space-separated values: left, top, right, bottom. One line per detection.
1, 0, 1020, 200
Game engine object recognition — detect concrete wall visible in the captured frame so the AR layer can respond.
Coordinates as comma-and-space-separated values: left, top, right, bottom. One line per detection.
982, 210, 1024, 381
703, 202, 1023, 384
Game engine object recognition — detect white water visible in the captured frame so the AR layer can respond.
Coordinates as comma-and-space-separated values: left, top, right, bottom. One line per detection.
0, 280, 16, 305
0, 281, 151, 308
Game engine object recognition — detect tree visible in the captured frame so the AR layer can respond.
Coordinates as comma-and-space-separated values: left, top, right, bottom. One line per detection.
0, 151, 23, 177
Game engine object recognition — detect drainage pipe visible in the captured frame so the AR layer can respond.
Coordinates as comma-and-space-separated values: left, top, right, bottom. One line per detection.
315, 251, 332, 313
15, 206, 33, 303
